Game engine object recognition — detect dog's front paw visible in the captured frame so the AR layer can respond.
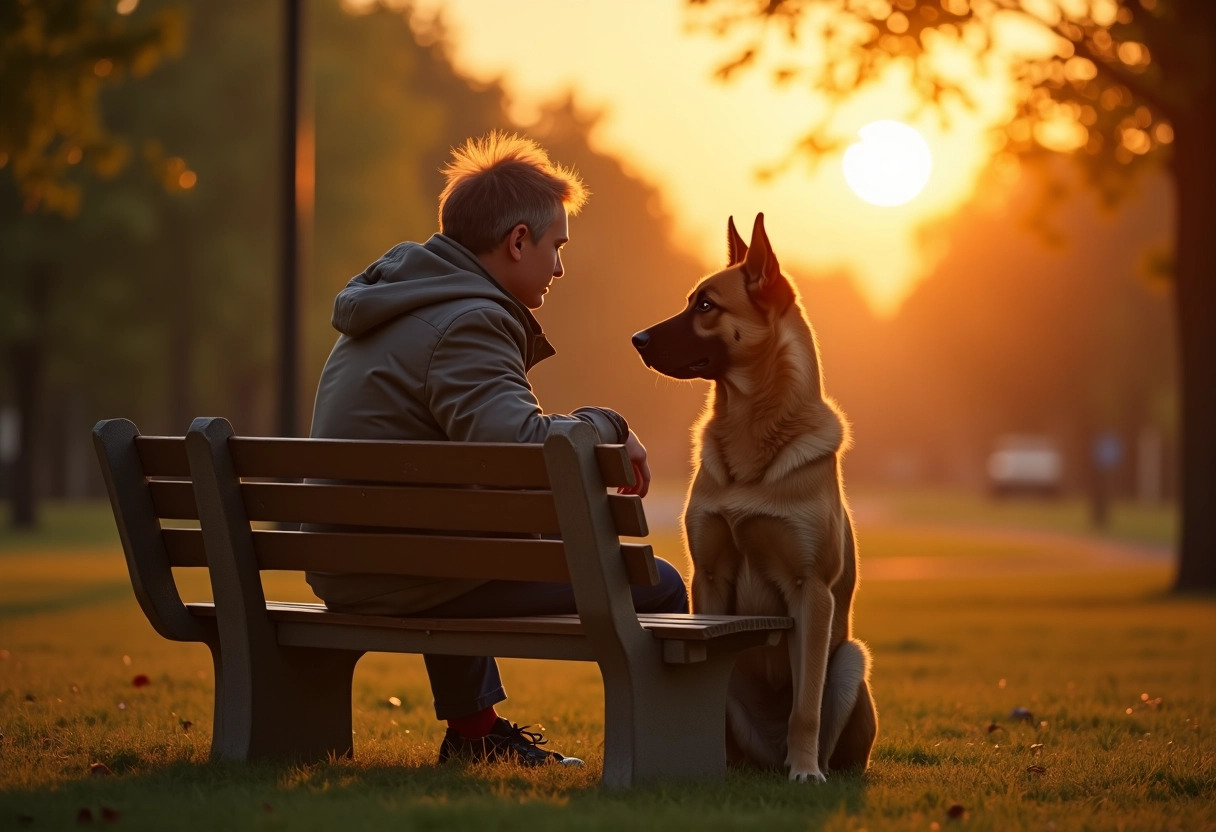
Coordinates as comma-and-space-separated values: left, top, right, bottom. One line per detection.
786, 750, 826, 783
788, 766, 827, 784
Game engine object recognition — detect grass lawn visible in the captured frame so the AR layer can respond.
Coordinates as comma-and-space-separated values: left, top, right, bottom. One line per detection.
850, 487, 1178, 549
1, 510, 1213, 831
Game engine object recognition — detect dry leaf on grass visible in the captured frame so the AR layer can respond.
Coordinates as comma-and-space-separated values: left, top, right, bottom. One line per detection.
180, 719, 193, 733
132, 674, 150, 688
946, 803, 967, 820
1027, 765, 1047, 775
88, 762, 112, 777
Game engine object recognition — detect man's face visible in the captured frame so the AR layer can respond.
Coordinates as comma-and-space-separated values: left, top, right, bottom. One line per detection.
507, 210, 569, 310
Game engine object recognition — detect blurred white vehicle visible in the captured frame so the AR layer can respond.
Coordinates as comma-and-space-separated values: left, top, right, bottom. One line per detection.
987, 435, 1063, 497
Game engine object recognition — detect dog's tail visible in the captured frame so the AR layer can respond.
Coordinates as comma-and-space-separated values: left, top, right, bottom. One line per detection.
818, 639, 877, 773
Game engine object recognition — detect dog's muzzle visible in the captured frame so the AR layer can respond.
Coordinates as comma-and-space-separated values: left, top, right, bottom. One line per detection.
632, 309, 726, 380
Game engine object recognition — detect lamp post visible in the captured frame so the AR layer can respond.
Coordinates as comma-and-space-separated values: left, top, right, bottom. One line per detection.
278, 0, 312, 437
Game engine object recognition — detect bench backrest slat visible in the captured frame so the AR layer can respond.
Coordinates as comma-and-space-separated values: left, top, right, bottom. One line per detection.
160, 527, 659, 586
147, 480, 647, 537
136, 435, 636, 489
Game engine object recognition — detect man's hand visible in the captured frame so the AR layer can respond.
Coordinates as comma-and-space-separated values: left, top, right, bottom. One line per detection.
619, 430, 651, 498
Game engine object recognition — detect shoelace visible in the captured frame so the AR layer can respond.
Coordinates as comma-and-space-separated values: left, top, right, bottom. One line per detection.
506, 723, 549, 749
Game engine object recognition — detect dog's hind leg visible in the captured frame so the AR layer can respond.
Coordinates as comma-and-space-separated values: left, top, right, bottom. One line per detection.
818, 639, 877, 773
725, 649, 790, 769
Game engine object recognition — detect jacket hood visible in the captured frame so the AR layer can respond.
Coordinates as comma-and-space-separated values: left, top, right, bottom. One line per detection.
331, 234, 555, 365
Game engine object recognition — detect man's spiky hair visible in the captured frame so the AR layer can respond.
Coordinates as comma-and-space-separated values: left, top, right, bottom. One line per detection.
438, 131, 589, 254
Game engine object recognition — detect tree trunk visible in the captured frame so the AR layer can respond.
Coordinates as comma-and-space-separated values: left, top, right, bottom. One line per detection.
1169, 111, 1216, 593
8, 266, 52, 529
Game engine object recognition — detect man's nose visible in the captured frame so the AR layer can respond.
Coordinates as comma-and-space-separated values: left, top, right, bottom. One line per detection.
631, 331, 650, 350
553, 260, 564, 278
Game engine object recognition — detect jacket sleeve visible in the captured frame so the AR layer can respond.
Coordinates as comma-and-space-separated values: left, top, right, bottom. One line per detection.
424, 306, 629, 444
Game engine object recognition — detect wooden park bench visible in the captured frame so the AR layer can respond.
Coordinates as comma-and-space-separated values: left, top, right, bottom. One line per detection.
92, 416, 792, 788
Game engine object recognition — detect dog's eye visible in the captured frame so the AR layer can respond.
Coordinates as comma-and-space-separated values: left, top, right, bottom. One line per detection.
695, 298, 715, 313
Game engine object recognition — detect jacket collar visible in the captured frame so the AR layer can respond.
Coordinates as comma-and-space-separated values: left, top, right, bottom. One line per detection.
424, 234, 556, 369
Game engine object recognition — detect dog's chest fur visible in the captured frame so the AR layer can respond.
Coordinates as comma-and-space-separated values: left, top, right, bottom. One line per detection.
687, 437, 846, 614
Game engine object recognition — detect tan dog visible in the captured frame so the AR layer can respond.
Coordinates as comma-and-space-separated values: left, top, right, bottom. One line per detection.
632, 214, 877, 782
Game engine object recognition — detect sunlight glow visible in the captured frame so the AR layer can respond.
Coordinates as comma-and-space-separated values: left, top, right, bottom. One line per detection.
842, 121, 933, 207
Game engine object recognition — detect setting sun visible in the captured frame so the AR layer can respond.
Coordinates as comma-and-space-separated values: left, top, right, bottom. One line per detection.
842, 120, 933, 208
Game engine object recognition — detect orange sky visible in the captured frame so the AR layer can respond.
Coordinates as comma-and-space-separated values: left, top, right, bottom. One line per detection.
360, 0, 1046, 313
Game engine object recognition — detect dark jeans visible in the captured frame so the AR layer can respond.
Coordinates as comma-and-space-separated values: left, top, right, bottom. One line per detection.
415, 558, 689, 720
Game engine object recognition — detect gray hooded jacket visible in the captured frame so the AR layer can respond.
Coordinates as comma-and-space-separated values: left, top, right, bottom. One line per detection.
306, 233, 628, 611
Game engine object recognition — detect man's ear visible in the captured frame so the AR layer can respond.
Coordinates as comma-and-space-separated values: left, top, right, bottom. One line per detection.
506, 223, 529, 262
727, 216, 748, 266
742, 213, 794, 311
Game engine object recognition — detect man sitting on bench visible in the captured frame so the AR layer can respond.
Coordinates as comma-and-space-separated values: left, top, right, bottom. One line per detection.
306, 131, 689, 768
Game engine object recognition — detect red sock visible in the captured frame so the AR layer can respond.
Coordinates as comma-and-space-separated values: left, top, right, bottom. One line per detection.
447, 706, 498, 739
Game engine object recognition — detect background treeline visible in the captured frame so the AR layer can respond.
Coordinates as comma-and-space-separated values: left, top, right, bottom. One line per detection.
0, 0, 1176, 525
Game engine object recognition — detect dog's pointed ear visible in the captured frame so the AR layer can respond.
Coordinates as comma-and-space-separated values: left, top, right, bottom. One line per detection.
742, 213, 794, 311
727, 216, 748, 265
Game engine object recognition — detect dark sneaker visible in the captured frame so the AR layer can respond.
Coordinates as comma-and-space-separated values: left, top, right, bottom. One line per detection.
437, 717, 584, 767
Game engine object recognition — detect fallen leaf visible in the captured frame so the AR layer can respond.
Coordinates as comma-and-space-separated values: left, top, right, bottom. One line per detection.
1030, 742, 1044, 753
76, 807, 94, 824
946, 803, 967, 820
986, 722, 1002, 733
387, 696, 401, 708
1027, 765, 1047, 775
100, 807, 121, 823
131, 675, 150, 688
89, 762, 112, 777
1010, 707, 1034, 723
180, 720, 193, 733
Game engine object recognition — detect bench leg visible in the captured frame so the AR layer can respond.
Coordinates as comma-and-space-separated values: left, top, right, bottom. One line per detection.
600, 651, 737, 788
210, 646, 364, 763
